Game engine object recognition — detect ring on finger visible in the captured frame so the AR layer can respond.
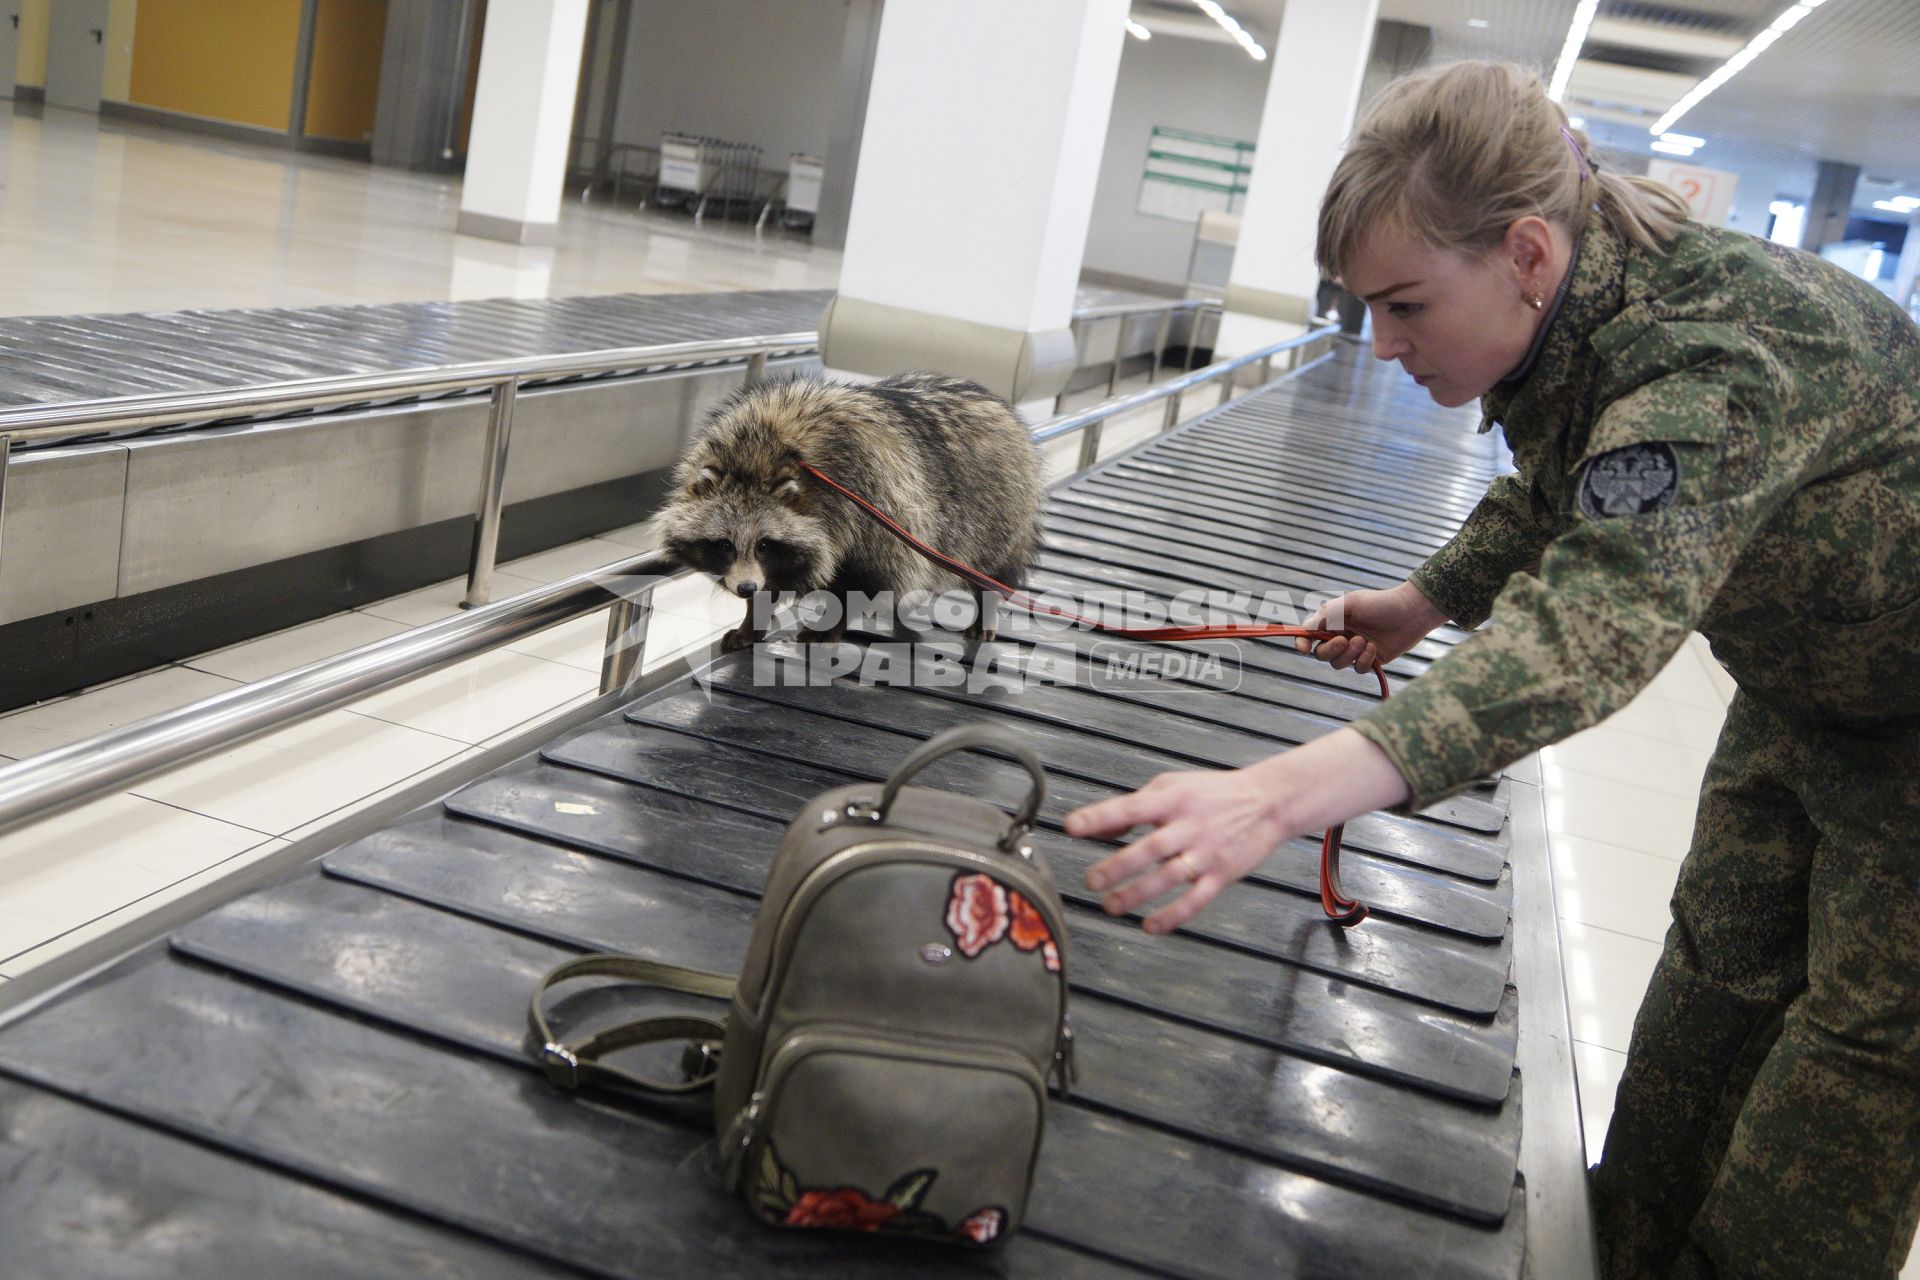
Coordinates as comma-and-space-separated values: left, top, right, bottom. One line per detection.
1174, 851, 1201, 883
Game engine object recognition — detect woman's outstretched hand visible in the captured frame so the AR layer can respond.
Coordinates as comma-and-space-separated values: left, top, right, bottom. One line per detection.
1064, 729, 1412, 935
1296, 581, 1449, 673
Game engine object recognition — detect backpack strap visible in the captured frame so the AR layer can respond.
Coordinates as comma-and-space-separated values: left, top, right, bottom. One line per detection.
529, 953, 734, 1095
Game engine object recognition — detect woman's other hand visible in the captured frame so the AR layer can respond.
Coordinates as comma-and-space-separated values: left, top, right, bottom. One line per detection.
1296, 580, 1449, 673
1065, 730, 1411, 934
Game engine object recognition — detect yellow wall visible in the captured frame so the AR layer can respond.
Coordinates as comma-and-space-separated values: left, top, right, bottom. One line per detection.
105, 0, 138, 101
303, 0, 385, 141
129, 0, 301, 131
15, 0, 48, 88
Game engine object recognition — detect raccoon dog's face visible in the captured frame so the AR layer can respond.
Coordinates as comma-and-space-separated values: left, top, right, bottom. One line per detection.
658, 421, 835, 599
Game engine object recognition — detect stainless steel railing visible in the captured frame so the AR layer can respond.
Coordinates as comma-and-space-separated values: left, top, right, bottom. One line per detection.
0, 331, 819, 610
1054, 296, 1221, 413
1040, 321, 1336, 472
0, 322, 1337, 842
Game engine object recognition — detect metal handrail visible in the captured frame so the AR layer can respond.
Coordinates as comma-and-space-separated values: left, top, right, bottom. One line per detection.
0, 320, 1339, 843
1065, 296, 1218, 322
1041, 322, 1338, 470
0, 332, 818, 444
1055, 295, 1226, 412
0, 552, 667, 841
0, 331, 818, 609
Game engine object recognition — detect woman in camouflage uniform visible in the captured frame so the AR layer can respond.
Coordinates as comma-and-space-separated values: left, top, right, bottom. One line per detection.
1067, 61, 1919, 1280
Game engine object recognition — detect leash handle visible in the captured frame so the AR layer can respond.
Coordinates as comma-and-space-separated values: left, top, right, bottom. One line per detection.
800, 461, 1379, 929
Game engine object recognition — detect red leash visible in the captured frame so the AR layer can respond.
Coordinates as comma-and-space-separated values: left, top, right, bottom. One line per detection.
800, 462, 1382, 927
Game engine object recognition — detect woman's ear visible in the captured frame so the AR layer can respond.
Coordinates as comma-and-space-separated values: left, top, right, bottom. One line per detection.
1504, 215, 1555, 289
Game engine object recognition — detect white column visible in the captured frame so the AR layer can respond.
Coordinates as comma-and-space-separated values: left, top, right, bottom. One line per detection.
1219, 0, 1379, 351
1894, 210, 1920, 313
457, 0, 590, 246
820, 0, 1129, 403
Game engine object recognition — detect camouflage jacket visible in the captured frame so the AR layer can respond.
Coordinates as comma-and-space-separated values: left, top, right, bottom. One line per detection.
1350, 216, 1920, 810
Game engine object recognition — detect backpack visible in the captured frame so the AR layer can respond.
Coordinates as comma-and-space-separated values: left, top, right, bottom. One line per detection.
530, 723, 1074, 1246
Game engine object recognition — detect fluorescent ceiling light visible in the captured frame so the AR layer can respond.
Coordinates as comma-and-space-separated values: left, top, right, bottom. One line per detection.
1468, 18, 1490, 28
1547, 0, 1602, 102
1126, 19, 1151, 40
1660, 132, 1705, 148
1568, 116, 1586, 129
1650, 139, 1697, 156
1872, 196, 1920, 213
1651, 0, 1836, 136
1191, 0, 1267, 61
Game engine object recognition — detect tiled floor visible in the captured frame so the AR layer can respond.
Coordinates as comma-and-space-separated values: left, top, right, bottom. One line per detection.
2, 102, 1913, 1276
0, 105, 841, 319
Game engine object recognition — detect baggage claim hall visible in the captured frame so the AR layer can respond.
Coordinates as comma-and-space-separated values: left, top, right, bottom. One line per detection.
0, 2, 1914, 1277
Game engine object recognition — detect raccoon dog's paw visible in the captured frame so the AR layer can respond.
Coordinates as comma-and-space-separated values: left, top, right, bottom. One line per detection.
721, 619, 761, 654
797, 619, 847, 646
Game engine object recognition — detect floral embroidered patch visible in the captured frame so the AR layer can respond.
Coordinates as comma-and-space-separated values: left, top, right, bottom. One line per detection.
945, 873, 1060, 971
755, 1143, 1007, 1244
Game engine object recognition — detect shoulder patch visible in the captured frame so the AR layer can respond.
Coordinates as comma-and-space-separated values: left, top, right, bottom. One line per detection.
1578, 442, 1680, 519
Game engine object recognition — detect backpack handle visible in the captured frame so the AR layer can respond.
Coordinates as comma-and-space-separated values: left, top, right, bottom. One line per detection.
874, 724, 1047, 850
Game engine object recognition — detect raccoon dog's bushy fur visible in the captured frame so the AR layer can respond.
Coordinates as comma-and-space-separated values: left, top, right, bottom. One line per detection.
657, 372, 1044, 651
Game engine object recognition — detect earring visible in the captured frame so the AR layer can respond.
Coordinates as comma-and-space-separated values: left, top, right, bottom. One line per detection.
1522, 289, 1544, 310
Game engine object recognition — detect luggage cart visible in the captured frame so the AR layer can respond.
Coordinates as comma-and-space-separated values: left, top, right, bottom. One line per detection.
655, 134, 766, 223
654, 133, 708, 213
756, 153, 825, 236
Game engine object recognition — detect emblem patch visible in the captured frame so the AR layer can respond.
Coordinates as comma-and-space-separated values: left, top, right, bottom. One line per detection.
1578, 441, 1680, 519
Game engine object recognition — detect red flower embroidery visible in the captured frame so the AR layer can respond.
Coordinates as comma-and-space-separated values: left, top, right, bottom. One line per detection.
946, 874, 1009, 957
785, 1187, 902, 1231
957, 1207, 1006, 1244
1007, 891, 1054, 955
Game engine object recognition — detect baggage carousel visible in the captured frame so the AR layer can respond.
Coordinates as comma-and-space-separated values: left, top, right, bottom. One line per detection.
0, 345, 1590, 1278
0, 289, 835, 438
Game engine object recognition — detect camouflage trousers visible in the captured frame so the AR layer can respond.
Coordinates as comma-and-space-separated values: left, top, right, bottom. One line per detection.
1591, 692, 1920, 1279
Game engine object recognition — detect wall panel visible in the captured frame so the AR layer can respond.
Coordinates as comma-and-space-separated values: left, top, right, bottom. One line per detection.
128, 0, 300, 131
304, 0, 386, 141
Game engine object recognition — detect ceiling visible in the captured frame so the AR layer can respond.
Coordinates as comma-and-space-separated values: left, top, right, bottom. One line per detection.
1132, 0, 1920, 217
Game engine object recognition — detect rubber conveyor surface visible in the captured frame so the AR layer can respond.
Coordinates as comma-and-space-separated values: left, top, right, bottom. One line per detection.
1, 288, 831, 445
0, 346, 1540, 1278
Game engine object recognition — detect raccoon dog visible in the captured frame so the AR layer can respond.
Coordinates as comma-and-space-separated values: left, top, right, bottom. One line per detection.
657, 373, 1044, 652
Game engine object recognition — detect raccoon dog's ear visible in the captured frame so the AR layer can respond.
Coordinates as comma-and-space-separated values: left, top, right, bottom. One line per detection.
771, 474, 802, 502
689, 466, 718, 495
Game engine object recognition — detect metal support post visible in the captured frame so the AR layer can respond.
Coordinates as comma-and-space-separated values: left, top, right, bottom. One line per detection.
1054, 317, 1081, 415
745, 352, 768, 386
1258, 355, 1273, 385
463, 379, 519, 609
0, 436, 11, 567
1107, 319, 1124, 396
599, 585, 655, 694
1161, 390, 1182, 432
1218, 373, 1233, 407
1149, 308, 1172, 383
1076, 422, 1103, 472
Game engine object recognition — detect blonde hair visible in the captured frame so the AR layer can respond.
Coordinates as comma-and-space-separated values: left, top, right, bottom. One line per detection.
1316, 61, 1689, 280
